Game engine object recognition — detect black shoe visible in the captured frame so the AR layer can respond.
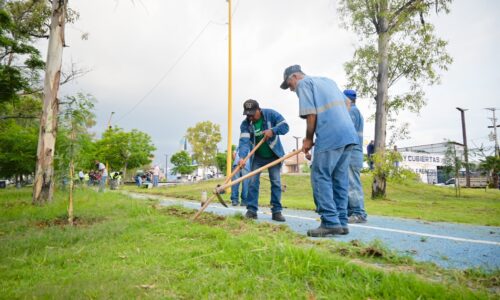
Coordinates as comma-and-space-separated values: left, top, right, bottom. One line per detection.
307, 226, 344, 237
245, 210, 257, 219
348, 215, 367, 224
341, 227, 349, 235
272, 212, 286, 222
231, 202, 239, 206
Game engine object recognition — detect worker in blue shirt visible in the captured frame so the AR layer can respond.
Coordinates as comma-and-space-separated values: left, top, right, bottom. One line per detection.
281, 65, 358, 237
237, 99, 289, 222
344, 89, 367, 223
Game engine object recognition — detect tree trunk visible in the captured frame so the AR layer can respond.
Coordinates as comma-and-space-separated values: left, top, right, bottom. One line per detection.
372, 11, 390, 199
32, 0, 68, 205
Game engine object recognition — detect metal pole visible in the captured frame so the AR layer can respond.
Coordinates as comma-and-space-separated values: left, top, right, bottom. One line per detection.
456, 107, 470, 187
293, 136, 300, 172
225, 0, 233, 184
485, 108, 499, 157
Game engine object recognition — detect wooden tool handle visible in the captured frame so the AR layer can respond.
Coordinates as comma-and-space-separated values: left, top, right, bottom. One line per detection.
215, 148, 302, 192
223, 138, 266, 185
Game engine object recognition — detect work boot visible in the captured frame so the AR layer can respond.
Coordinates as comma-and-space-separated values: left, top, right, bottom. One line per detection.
245, 210, 257, 219
272, 212, 286, 222
348, 215, 367, 224
307, 226, 345, 237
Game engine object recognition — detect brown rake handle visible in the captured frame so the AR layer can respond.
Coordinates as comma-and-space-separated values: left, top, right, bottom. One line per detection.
192, 138, 267, 220
215, 148, 302, 193
223, 138, 266, 185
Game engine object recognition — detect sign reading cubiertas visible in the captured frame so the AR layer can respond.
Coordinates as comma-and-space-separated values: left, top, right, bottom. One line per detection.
400, 152, 444, 184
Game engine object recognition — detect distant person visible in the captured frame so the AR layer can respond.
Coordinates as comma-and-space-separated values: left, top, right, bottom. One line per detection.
78, 170, 84, 183
367, 140, 375, 170
344, 89, 367, 224
230, 147, 250, 206
95, 160, 107, 192
152, 165, 160, 187
281, 64, 358, 237
393, 145, 400, 169
237, 99, 289, 222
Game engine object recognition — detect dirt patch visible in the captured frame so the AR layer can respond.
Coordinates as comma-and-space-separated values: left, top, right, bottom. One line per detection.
160, 206, 226, 225
35, 216, 105, 228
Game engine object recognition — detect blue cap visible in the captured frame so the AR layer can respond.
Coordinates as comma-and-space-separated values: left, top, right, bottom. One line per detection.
343, 89, 357, 100
280, 65, 304, 89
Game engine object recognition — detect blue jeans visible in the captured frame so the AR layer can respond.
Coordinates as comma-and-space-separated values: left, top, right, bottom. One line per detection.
246, 155, 282, 214
348, 150, 367, 219
99, 175, 107, 192
311, 145, 353, 228
230, 166, 249, 205
153, 175, 159, 187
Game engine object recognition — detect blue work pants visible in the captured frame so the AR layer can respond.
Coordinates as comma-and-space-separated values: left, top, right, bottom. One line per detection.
246, 155, 282, 214
311, 145, 353, 228
348, 149, 367, 218
230, 166, 249, 205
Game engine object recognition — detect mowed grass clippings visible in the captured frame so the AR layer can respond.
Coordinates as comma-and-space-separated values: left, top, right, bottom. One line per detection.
124, 173, 500, 226
0, 188, 494, 299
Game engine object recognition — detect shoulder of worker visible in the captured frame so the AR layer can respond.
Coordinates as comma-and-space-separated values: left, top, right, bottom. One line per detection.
261, 108, 285, 120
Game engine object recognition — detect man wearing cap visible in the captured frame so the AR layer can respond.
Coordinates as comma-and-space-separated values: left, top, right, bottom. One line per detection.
281, 65, 358, 237
238, 99, 289, 222
344, 89, 368, 224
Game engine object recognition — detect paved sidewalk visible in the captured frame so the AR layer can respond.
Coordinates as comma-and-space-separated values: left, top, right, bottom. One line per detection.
126, 192, 500, 271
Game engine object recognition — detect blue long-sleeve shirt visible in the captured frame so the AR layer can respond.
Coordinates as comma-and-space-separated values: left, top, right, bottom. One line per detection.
238, 109, 289, 159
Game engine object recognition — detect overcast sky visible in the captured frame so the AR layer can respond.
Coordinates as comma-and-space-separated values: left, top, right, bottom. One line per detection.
43, 0, 500, 167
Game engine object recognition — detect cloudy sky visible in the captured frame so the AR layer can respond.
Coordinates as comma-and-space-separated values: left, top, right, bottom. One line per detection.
43, 0, 500, 167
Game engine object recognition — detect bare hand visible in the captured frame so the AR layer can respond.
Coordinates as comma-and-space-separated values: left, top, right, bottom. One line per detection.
263, 129, 274, 140
238, 160, 246, 168
305, 153, 312, 161
302, 138, 313, 153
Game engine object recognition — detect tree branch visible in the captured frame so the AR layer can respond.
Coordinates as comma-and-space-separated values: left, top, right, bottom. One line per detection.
0, 115, 39, 120
387, 0, 422, 30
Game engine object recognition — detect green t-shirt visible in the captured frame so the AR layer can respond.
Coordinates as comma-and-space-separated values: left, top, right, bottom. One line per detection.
253, 118, 275, 158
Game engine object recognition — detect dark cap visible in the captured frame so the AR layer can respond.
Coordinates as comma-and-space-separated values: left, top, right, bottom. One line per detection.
280, 64, 304, 89
343, 89, 357, 100
242, 99, 260, 115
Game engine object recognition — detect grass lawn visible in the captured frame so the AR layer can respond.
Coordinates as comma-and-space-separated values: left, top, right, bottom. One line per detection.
124, 173, 500, 226
0, 188, 497, 299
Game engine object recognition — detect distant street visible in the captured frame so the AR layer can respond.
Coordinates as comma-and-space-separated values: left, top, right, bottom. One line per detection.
126, 192, 500, 271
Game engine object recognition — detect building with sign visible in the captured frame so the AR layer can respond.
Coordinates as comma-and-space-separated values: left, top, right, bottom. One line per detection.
398, 142, 464, 184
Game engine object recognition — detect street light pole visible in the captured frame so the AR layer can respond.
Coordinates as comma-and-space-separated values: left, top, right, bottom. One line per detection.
456, 107, 470, 187
293, 136, 300, 173
225, 0, 233, 183
107, 111, 115, 130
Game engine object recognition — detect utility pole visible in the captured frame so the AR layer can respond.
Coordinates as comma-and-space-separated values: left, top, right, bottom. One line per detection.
33, 0, 68, 204
292, 136, 301, 173
485, 108, 499, 157
456, 107, 470, 187
225, 0, 233, 183
107, 111, 115, 130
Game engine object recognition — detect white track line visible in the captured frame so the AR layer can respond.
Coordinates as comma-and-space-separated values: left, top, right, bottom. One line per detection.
199, 203, 500, 246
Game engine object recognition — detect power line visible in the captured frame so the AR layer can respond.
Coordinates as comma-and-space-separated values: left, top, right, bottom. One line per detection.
114, 20, 214, 124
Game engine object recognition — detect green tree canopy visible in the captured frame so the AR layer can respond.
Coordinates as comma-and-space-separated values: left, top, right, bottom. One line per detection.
170, 151, 196, 175
95, 127, 156, 173
186, 121, 222, 170
0, 94, 40, 181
